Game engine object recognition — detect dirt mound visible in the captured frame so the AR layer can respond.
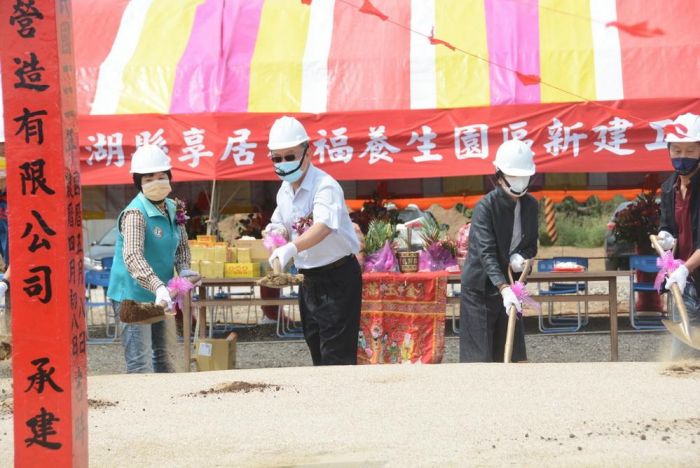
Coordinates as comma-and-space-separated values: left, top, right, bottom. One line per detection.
188, 381, 281, 397
0, 398, 12, 417
662, 360, 700, 377
0, 341, 10, 361
89, 399, 118, 409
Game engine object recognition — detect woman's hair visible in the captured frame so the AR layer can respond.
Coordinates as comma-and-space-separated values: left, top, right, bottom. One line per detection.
132, 170, 172, 191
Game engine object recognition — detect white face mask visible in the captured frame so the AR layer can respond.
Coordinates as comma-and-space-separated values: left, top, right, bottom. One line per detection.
142, 179, 171, 201
503, 175, 530, 197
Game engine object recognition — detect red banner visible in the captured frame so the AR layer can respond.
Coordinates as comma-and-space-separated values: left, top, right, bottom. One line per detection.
78, 98, 700, 185
1, 0, 88, 464
358, 272, 446, 364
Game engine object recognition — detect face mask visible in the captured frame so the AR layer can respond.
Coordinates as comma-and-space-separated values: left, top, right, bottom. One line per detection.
274, 147, 307, 183
503, 175, 530, 197
671, 157, 700, 175
142, 179, 171, 201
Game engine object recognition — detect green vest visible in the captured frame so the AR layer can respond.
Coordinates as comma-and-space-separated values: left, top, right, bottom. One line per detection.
107, 193, 180, 302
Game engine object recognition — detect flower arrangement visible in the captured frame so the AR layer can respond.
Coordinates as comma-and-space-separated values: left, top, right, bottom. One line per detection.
174, 198, 190, 226
417, 215, 457, 271
292, 213, 314, 236
612, 190, 660, 252
237, 212, 264, 239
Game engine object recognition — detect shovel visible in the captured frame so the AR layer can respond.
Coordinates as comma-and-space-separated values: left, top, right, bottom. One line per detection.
504, 258, 534, 363
257, 257, 304, 289
649, 235, 700, 350
120, 274, 201, 324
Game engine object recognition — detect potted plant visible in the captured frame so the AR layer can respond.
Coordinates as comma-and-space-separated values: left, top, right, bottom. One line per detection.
612, 190, 661, 311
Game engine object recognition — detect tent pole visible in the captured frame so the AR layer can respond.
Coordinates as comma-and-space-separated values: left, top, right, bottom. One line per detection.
207, 179, 217, 236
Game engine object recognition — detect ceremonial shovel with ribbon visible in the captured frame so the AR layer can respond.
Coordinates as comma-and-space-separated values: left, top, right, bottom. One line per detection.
505, 259, 537, 363
650, 235, 700, 350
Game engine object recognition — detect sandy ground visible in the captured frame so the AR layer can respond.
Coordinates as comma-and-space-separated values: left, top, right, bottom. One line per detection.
1, 362, 699, 466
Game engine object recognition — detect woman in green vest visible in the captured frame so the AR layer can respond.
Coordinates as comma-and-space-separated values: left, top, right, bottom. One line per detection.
108, 145, 196, 373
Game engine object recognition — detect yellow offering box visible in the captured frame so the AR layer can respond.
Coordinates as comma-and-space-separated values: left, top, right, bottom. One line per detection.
224, 262, 260, 278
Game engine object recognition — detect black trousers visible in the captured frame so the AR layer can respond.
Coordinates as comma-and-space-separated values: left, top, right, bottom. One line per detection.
298, 256, 362, 365
459, 288, 527, 363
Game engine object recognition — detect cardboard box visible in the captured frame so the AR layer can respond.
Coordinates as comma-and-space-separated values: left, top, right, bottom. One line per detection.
190, 245, 207, 262
197, 235, 217, 245
234, 239, 268, 262
227, 247, 237, 263
224, 262, 260, 278
194, 333, 237, 371
212, 245, 228, 263
237, 247, 251, 263
199, 261, 225, 278
189, 260, 201, 275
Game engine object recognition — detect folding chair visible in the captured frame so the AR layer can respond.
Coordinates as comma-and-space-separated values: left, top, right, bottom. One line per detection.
447, 282, 461, 334
100, 256, 113, 270
277, 285, 303, 339
537, 257, 588, 333
85, 270, 119, 342
629, 254, 665, 330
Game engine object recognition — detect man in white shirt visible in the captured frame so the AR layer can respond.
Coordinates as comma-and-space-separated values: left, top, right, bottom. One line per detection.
265, 116, 362, 365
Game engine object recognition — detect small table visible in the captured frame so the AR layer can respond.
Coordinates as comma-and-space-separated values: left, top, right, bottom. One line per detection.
447, 271, 633, 361
181, 278, 298, 371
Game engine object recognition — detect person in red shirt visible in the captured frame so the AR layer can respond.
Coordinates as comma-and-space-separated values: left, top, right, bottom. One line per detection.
657, 112, 700, 359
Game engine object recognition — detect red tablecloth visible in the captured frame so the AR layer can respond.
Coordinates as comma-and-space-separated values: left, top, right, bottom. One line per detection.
358, 272, 447, 364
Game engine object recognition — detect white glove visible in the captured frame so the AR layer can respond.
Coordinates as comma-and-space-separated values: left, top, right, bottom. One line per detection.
657, 230, 676, 251
179, 269, 202, 286
0, 281, 7, 297
155, 285, 174, 311
501, 286, 522, 316
665, 264, 689, 292
264, 223, 289, 240
269, 242, 298, 270
509, 253, 525, 273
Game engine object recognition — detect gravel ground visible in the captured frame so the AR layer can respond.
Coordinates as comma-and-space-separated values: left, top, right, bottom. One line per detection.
0, 325, 671, 378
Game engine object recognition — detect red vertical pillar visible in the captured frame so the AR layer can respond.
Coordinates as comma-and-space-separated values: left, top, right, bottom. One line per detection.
1, 1, 88, 466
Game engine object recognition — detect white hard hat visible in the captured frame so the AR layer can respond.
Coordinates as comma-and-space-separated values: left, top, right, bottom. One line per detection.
130, 144, 172, 174
267, 116, 309, 150
665, 113, 700, 143
493, 139, 536, 176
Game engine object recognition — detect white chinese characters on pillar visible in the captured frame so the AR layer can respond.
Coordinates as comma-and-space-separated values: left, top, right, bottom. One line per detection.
454, 124, 489, 160
502, 121, 533, 147
179, 127, 213, 168
84, 132, 125, 167
314, 127, 354, 164
220, 129, 257, 166
543, 118, 587, 157
407, 125, 442, 163
359, 126, 399, 165
645, 119, 674, 151
593, 117, 634, 156
136, 128, 169, 153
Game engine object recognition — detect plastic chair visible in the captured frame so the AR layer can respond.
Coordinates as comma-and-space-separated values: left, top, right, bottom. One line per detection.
537, 257, 589, 333
277, 286, 303, 339
447, 282, 461, 334
629, 255, 665, 330
100, 256, 113, 270
85, 270, 118, 341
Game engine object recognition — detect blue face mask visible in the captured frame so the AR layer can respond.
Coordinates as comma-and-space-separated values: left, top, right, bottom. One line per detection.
274, 147, 307, 183
671, 157, 700, 175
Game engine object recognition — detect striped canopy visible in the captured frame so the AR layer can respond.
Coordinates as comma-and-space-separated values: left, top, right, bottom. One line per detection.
73, 0, 699, 116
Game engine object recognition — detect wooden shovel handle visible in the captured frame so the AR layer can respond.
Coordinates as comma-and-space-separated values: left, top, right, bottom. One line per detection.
505, 258, 533, 363
649, 234, 691, 330
272, 257, 282, 274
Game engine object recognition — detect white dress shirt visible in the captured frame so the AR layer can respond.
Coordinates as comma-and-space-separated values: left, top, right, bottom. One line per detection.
271, 164, 360, 269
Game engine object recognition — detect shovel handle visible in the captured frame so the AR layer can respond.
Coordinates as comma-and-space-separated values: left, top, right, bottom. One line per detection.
649, 234, 692, 333
504, 258, 533, 363
272, 257, 282, 275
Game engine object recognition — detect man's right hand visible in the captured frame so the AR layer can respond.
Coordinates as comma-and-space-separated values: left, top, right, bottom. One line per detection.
657, 230, 676, 251
500, 286, 522, 316
155, 285, 174, 311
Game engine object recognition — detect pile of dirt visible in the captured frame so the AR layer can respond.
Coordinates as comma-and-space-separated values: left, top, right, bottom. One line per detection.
88, 399, 118, 409
0, 398, 12, 417
187, 381, 281, 397
257, 272, 303, 288
0, 341, 10, 361
662, 360, 700, 377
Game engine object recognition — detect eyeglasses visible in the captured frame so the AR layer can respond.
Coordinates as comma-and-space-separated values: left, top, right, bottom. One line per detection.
270, 154, 298, 164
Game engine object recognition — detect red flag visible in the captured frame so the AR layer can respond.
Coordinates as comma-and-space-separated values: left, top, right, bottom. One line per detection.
605, 21, 664, 37
428, 27, 456, 51
359, 0, 388, 21
516, 72, 541, 86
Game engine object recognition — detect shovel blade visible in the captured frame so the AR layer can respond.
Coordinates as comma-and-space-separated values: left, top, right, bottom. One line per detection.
662, 319, 700, 350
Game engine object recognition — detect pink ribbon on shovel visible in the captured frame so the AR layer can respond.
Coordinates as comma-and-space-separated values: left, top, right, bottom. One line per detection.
510, 280, 540, 317
655, 250, 684, 291
167, 277, 195, 311
263, 232, 287, 253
